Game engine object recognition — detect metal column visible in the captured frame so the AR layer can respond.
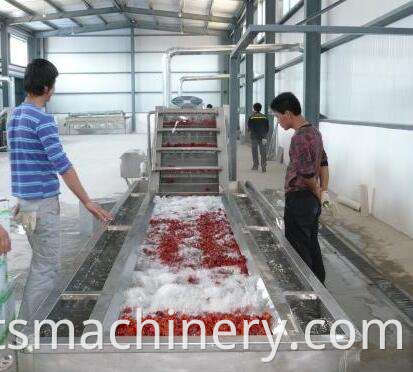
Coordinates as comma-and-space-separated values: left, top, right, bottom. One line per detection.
229, 55, 240, 181
245, 0, 254, 121
265, 0, 275, 153
220, 34, 231, 106
303, 0, 321, 126
130, 27, 136, 133
229, 26, 241, 181
28, 36, 39, 62
1, 23, 10, 106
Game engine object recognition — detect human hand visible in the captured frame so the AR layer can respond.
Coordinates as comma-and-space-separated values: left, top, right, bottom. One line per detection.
321, 191, 339, 216
12, 203, 20, 219
262, 138, 268, 146
85, 201, 113, 224
0, 225, 11, 254
321, 191, 330, 207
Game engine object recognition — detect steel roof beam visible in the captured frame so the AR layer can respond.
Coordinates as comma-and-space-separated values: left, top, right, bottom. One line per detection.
82, 0, 107, 25
231, 23, 413, 58
4, 0, 58, 30
205, 0, 214, 30
111, 0, 132, 23
8, 7, 118, 25
44, 0, 83, 27
8, 6, 235, 26
124, 6, 235, 24
34, 21, 226, 38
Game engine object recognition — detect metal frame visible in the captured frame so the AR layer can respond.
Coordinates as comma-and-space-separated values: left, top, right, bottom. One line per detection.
227, 20, 413, 177
244, 0, 254, 122
231, 24, 413, 59
279, 0, 304, 24
17, 182, 361, 371
44, 0, 83, 27
303, 0, 321, 126
82, 0, 108, 25
1, 23, 10, 107
3, 0, 58, 30
320, 118, 413, 131
130, 28, 136, 133
7, 6, 234, 27
274, 2, 413, 72
34, 21, 226, 38
149, 106, 229, 195
264, 0, 276, 147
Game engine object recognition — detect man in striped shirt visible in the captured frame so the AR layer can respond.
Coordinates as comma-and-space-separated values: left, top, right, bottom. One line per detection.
8, 59, 113, 323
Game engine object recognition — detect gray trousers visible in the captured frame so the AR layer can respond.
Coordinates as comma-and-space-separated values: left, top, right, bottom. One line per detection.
17, 196, 61, 323
251, 136, 267, 167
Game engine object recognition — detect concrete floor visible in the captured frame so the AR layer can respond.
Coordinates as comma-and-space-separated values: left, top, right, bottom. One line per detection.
0, 134, 412, 370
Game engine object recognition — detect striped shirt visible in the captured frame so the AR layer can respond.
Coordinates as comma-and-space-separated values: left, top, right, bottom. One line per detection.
7, 102, 72, 200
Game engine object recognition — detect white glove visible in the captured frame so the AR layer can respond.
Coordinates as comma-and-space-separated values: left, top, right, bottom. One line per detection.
321, 191, 330, 207
262, 138, 268, 146
321, 191, 339, 216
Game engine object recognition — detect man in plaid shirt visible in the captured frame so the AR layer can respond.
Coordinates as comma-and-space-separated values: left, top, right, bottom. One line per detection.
271, 92, 328, 284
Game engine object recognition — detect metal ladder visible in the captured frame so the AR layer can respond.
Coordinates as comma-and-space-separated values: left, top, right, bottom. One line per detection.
149, 107, 229, 195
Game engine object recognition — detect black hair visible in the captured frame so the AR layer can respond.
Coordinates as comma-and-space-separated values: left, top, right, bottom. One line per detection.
270, 92, 301, 115
24, 59, 59, 96
206, 104, 213, 108
253, 102, 262, 112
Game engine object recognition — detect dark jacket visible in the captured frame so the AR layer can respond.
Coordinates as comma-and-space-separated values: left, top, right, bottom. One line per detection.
247, 112, 269, 139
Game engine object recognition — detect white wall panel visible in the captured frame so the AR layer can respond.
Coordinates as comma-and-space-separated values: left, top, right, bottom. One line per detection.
277, 63, 303, 103
48, 37, 131, 52
48, 53, 131, 73
253, 79, 264, 107
253, 53, 265, 75
172, 55, 221, 72
325, 0, 409, 35
135, 53, 163, 71
135, 93, 164, 112
47, 32, 223, 114
55, 73, 131, 93
47, 93, 131, 113
135, 73, 163, 92
325, 15, 413, 124
320, 122, 413, 238
171, 73, 221, 92
134, 35, 221, 51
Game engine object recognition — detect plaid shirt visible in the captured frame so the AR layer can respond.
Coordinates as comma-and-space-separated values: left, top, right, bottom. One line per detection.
285, 124, 328, 194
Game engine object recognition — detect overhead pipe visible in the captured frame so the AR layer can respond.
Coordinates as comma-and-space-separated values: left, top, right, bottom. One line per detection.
163, 43, 301, 106
178, 74, 230, 97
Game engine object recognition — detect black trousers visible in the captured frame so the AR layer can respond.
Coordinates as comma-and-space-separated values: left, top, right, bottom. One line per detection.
251, 136, 267, 167
284, 190, 326, 284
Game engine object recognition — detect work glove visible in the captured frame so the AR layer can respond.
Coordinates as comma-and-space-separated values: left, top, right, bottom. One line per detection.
321, 191, 339, 216
321, 191, 330, 207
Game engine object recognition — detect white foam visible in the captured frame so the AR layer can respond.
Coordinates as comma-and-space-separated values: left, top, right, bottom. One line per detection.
123, 196, 270, 316
125, 267, 267, 315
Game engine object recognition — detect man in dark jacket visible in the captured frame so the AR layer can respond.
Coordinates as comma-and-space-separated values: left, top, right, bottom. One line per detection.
247, 103, 269, 172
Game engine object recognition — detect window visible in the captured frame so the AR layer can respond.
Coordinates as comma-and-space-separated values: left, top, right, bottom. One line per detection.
10, 35, 28, 67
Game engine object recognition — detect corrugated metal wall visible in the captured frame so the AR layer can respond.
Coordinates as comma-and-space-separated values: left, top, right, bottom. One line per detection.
45, 29, 223, 131
271, 0, 413, 238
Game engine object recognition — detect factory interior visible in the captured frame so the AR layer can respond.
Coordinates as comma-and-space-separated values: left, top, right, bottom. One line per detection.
0, 0, 413, 371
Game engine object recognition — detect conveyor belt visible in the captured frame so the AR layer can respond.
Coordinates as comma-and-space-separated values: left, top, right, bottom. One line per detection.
257, 184, 413, 325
